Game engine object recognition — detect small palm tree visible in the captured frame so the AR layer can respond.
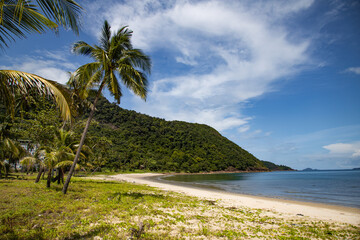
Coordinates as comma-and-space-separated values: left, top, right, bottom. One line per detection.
41, 128, 88, 186
20, 156, 36, 174
44, 148, 75, 187
62, 20, 151, 193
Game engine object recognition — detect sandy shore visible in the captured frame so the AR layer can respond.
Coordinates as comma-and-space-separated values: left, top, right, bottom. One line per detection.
89, 173, 360, 226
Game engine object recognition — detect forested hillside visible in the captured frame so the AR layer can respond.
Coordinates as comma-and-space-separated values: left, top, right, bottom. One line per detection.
260, 161, 294, 171
2, 94, 292, 173
79, 96, 267, 172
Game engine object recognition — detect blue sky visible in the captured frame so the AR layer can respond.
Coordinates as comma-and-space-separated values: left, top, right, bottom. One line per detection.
1, 0, 360, 170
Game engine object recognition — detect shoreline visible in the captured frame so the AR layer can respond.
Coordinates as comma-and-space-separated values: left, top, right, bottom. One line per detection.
89, 173, 360, 226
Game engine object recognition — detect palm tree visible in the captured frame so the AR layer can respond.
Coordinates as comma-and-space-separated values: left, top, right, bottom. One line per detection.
43, 129, 76, 187
44, 148, 75, 187
62, 20, 151, 194
34, 129, 85, 185
0, 0, 82, 48
20, 156, 36, 174
1, 0, 83, 121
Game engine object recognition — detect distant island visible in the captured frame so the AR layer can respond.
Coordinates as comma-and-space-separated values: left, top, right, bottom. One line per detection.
302, 168, 319, 171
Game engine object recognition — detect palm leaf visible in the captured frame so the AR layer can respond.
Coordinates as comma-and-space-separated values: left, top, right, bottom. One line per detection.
20, 156, 36, 168
0, 1, 57, 48
0, 0, 82, 48
55, 160, 79, 170
0, 70, 73, 121
36, 0, 82, 34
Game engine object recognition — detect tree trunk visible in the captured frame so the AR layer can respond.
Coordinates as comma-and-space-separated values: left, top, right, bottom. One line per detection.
35, 167, 43, 183
60, 168, 64, 184
62, 82, 106, 194
5, 164, 9, 178
57, 169, 61, 184
46, 168, 52, 188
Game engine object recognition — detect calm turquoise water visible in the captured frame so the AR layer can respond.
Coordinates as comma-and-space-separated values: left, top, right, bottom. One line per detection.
162, 170, 360, 208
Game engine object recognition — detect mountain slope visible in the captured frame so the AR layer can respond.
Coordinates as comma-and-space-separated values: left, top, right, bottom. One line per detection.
82, 96, 267, 172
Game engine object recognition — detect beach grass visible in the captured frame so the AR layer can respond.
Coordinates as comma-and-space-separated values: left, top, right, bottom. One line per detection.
0, 176, 359, 239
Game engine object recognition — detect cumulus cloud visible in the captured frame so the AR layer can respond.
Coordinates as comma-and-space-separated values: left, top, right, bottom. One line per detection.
323, 142, 360, 158
85, 0, 313, 131
346, 67, 360, 75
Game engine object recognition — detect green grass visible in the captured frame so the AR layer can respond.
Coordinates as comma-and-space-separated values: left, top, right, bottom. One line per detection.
0, 176, 359, 239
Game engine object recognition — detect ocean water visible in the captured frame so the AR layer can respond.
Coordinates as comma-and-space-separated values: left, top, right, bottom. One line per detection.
161, 170, 360, 208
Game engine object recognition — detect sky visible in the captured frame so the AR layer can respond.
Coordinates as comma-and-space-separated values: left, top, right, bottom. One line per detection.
1, 0, 360, 170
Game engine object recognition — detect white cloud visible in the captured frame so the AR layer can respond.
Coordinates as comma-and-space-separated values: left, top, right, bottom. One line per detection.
323, 142, 360, 158
346, 67, 360, 75
85, 0, 313, 131
0, 51, 77, 84
238, 125, 250, 133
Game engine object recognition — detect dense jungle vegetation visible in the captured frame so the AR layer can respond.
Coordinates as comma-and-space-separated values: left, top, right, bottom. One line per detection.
81, 96, 268, 172
1, 93, 295, 174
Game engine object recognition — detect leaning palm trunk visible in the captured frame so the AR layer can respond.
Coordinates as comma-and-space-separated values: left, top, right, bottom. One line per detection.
62, 21, 150, 194
62, 82, 105, 193
35, 166, 44, 183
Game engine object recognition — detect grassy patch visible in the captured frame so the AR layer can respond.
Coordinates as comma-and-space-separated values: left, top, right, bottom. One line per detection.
0, 177, 359, 239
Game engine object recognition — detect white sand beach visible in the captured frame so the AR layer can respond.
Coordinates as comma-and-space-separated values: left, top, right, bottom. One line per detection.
90, 173, 360, 226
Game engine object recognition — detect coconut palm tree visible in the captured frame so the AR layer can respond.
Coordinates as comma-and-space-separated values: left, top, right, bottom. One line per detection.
44, 148, 75, 187
41, 128, 89, 186
0, 0, 82, 48
20, 156, 36, 174
62, 20, 151, 194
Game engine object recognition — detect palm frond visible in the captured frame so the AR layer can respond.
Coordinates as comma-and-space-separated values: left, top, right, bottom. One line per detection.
100, 20, 111, 51
36, 0, 82, 34
55, 160, 79, 169
117, 64, 148, 100
125, 49, 152, 74
0, 0, 82, 48
72, 40, 95, 56
107, 70, 121, 103
20, 156, 36, 167
0, 70, 73, 121
0, 1, 57, 48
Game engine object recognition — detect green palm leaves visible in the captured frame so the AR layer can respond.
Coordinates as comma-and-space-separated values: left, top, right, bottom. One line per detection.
1, 0, 82, 122
0, 70, 73, 121
0, 0, 82, 48
71, 21, 151, 103
62, 20, 151, 193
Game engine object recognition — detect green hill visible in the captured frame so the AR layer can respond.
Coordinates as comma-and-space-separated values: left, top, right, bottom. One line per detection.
80, 96, 268, 172
260, 161, 294, 171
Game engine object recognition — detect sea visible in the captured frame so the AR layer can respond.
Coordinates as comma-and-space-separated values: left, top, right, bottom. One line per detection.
161, 170, 360, 208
